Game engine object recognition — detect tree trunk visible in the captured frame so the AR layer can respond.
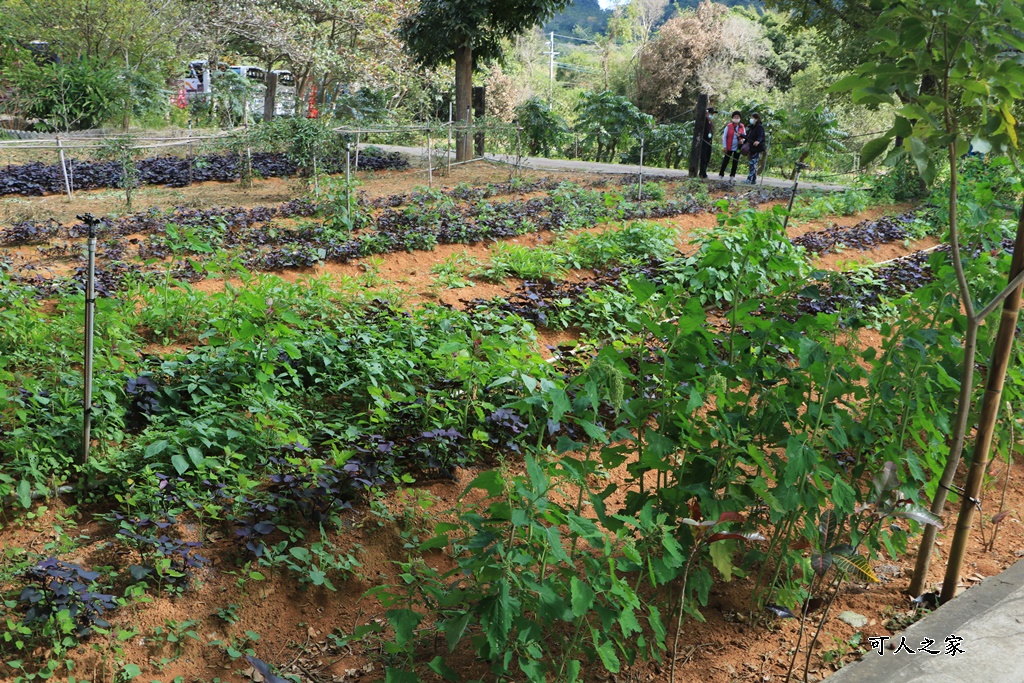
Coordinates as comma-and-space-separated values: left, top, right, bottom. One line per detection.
908, 140, 974, 597
939, 199, 1024, 603
455, 45, 473, 162
908, 321, 977, 596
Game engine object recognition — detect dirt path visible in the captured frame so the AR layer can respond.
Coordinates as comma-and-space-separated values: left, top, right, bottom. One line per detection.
376, 146, 854, 192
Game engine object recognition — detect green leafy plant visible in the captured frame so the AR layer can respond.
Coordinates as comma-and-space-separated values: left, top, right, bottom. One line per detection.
149, 618, 200, 666
430, 253, 473, 289
371, 454, 689, 682
475, 242, 568, 282
259, 526, 361, 591
97, 135, 140, 211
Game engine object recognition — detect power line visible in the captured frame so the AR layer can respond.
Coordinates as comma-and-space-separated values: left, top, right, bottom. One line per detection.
552, 33, 597, 44
555, 62, 602, 75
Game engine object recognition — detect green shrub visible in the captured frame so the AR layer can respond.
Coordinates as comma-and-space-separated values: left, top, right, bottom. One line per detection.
516, 98, 569, 157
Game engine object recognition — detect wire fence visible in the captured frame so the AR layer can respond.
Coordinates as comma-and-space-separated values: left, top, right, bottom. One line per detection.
0, 114, 875, 201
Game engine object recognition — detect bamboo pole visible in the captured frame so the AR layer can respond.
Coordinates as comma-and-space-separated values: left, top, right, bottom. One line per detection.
939, 199, 1024, 603
447, 102, 453, 176
79, 213, 100, 474
346, 145, 352, 215
243, 110, 253, 189
56, 134, 73, 200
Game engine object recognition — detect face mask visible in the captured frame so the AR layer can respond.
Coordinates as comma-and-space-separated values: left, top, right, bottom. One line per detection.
732, 118, 740, 123
750, 118, 756, 124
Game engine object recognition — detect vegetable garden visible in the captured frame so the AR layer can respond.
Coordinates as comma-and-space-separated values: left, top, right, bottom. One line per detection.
2, 0, 1024, 679
1, 144, 1023, 683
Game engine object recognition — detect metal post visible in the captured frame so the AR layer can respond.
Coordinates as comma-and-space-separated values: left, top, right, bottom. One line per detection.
56, 134, 73, 200
781, 163, 807, 233
354, 132, 360, 171
313, 155, 319, 197
79, 213, 100, 472
187, 120, 194, 187
345, 145, 352, 215
638, 136, 645, 201
447, 102, 453, 176
427, 128, 433, 188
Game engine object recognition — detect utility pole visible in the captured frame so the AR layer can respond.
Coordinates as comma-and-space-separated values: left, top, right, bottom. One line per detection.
688, 94, 708, 178
544, 32, 558, 106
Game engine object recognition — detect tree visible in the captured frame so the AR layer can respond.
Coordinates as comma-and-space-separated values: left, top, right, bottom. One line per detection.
2, 55, 122, 130
574, 90, 650, 162
399, 0, 571, 160
761, 0, 878, 72
627, 0, 670, 48
834, 0, 1024, 602
634, 2, 769, 120
634, 2, 724, 119
194, 0, 411, 111
517, 97, 568, 156
694, 12, 771, 100
0, 0, 186, 72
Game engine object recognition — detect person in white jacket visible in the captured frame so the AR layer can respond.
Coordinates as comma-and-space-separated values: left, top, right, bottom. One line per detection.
719, 111, 745, 180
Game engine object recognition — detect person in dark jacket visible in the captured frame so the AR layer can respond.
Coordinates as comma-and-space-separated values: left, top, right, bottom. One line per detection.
719, 110, 745, 180
742, 112, 766, 183
698, 107, 716, 178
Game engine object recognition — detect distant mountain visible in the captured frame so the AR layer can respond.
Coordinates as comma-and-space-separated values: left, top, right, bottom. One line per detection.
673, 0, 762, 8
543, 0, 610, 36
543, 0, 763, 38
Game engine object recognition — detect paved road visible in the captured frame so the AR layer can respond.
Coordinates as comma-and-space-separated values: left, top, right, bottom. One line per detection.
372, 144, 852, 193
828, 558, 1024, 683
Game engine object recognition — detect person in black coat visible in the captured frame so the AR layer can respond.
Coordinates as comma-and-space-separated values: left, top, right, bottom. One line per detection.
742, 113, 765, 183
699, 107, 716, 178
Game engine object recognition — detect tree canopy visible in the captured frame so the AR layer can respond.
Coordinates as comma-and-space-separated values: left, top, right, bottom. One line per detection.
399, 0, 572, 68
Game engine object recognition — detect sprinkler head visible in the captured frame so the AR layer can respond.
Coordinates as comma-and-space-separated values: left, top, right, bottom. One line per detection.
77, 213, 100, 237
